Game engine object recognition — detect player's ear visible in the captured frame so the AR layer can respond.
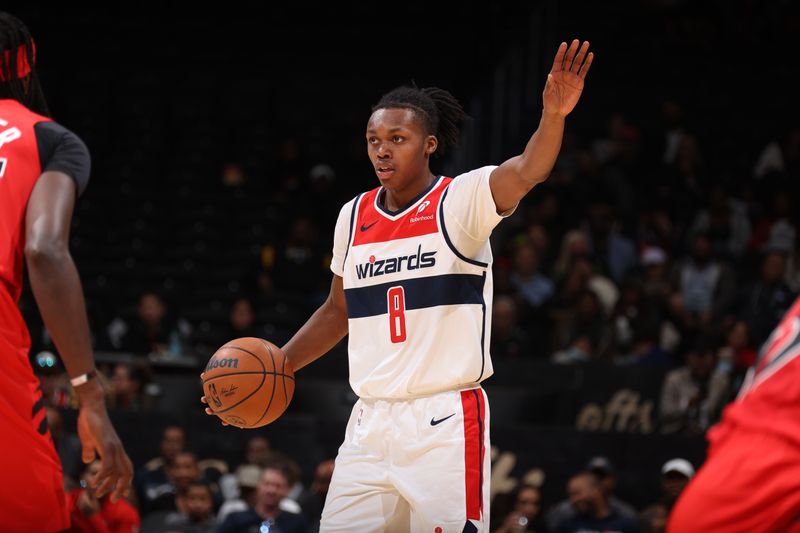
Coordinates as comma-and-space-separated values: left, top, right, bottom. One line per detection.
425, 135, 438, 157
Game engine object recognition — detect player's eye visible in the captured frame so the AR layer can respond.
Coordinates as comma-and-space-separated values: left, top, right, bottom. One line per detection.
368, 137, 378, 144
392, 136, 404, 143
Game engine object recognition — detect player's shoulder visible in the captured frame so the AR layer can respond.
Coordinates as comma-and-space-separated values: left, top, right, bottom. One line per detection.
34, 121, 89, 153
448, 165, 498, 184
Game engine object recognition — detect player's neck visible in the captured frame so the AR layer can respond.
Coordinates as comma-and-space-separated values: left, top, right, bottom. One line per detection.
382, 172, 436, 212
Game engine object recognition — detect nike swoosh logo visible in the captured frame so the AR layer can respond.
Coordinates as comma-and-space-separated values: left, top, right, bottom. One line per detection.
430, 413, 456, 426
360, 221, 378, 232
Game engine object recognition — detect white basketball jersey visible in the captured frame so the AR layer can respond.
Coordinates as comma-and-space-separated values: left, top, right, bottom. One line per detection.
330, 166, 510, 399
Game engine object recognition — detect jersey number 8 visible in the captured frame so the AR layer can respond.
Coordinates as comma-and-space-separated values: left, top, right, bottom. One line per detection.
387, 286, 407, 343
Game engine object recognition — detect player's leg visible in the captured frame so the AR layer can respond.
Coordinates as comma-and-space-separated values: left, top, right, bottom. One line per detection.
0, 336, 69, 532
320, 398, 411, 533
668, 427, 800, 533
393, 387, 491, 533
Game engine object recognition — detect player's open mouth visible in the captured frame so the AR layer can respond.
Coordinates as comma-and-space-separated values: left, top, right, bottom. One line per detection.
375, 165, 395, 179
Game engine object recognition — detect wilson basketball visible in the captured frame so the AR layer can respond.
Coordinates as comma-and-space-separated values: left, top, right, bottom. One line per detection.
202, 337, 295, 428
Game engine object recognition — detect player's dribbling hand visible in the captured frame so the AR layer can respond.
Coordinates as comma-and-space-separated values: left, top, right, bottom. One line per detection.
75, 382, 134, 502
543, 39, 593, 118
200, 372, 229, 426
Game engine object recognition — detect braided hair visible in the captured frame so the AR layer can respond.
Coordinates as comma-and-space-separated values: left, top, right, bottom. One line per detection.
0, 12, 50, 117
373, 84, 468, 157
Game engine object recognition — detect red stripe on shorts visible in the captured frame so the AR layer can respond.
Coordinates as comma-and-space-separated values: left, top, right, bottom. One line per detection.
461, 389, 484, 521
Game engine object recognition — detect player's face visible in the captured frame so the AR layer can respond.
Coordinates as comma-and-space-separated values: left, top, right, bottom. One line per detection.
366, 108, 437, 191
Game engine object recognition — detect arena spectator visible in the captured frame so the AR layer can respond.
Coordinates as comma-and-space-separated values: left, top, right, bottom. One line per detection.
491, 295, 534, 358
546, 457, 637, 531
67, 460, 140, 532
106, 291, 192, 357
658, 458, 694, 509
669, 232, 736, 330
146, 450, 204, 514
140, 480, 216, 533
689, 184, 752, 261
552, 288, 611, 363
553, 471, 640, 533
638, 503, 668, 533
135, 425, 186, 514
659, 337, 730, 434
297, 459, 335, 533
510, 242, 555, 311
735, 249, 796, 347
218, 463, 309, 533
108, 361, 154, 411
582, 194, 638, 284
492, 483, 545, 533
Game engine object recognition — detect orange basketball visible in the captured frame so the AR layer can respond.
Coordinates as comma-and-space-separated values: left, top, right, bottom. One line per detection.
202, 337, 295, 428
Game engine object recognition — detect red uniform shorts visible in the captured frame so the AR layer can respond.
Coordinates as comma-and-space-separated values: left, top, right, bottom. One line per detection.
0, 327, 69, 532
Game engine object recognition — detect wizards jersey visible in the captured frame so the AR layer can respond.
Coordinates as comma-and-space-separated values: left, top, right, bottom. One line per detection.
330, 166, 510, 399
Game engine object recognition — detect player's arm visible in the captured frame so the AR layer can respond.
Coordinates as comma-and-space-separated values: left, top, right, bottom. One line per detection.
489, 39, 593, 213
25, 171, 133, 500
281, 274, 348, 371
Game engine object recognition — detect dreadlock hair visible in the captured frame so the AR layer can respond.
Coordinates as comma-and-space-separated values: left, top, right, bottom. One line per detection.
0, 12, 50, 117
372, 84, 468, 157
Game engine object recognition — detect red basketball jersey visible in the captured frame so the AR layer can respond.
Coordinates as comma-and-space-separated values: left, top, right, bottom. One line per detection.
0, 99, 52, 346
709, 296, 800, 445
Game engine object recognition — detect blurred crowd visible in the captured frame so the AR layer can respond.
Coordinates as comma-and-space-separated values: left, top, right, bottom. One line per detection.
51, 416, 696, 533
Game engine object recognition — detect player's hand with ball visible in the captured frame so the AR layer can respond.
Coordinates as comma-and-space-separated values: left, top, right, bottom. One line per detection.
200, 337, 295, 428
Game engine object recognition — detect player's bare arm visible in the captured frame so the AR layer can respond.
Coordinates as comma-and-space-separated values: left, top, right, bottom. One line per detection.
281, 274, 349, 371
25, 171, 133, 501
489, 39, 593, 213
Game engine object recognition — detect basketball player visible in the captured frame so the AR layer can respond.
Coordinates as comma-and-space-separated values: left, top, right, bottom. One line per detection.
668, 295, 800, 533
204, 40, 593, 531
0, 12, 133, 531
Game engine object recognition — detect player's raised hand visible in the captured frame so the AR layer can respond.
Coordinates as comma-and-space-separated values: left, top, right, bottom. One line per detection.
75, 385, 134, 501
543, 39, 593, 117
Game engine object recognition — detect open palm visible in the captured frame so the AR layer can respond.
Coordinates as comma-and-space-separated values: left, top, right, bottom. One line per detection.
543, 39, 593, 117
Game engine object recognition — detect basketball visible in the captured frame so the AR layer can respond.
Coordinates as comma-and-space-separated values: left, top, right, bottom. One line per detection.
202, 337, 295, 429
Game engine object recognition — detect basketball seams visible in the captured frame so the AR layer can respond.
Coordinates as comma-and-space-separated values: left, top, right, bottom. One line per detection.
283, 348, 290, 406
253, 340, 279, 426
203, 371, 295, 382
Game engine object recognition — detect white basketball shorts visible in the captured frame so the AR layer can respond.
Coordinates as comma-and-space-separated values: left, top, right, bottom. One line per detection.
319, 386, 490, 533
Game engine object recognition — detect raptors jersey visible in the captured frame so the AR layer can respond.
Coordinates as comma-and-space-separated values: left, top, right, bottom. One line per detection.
330, 166, 511, 399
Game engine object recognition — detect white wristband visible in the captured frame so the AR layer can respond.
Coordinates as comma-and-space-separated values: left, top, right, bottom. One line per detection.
70, 369, 98, 387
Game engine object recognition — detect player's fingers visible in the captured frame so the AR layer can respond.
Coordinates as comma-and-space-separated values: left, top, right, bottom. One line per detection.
551, 41, 567, 72
80, 437, 97, 464
205, 407, 214, 415
200, 395, 207, 404
571, 41, 590, 73
92, 447, 117, 496
578, 52, 594, 79
200, 372, 205, 379
110, 449, 134, 502
564, 39, 580, 69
